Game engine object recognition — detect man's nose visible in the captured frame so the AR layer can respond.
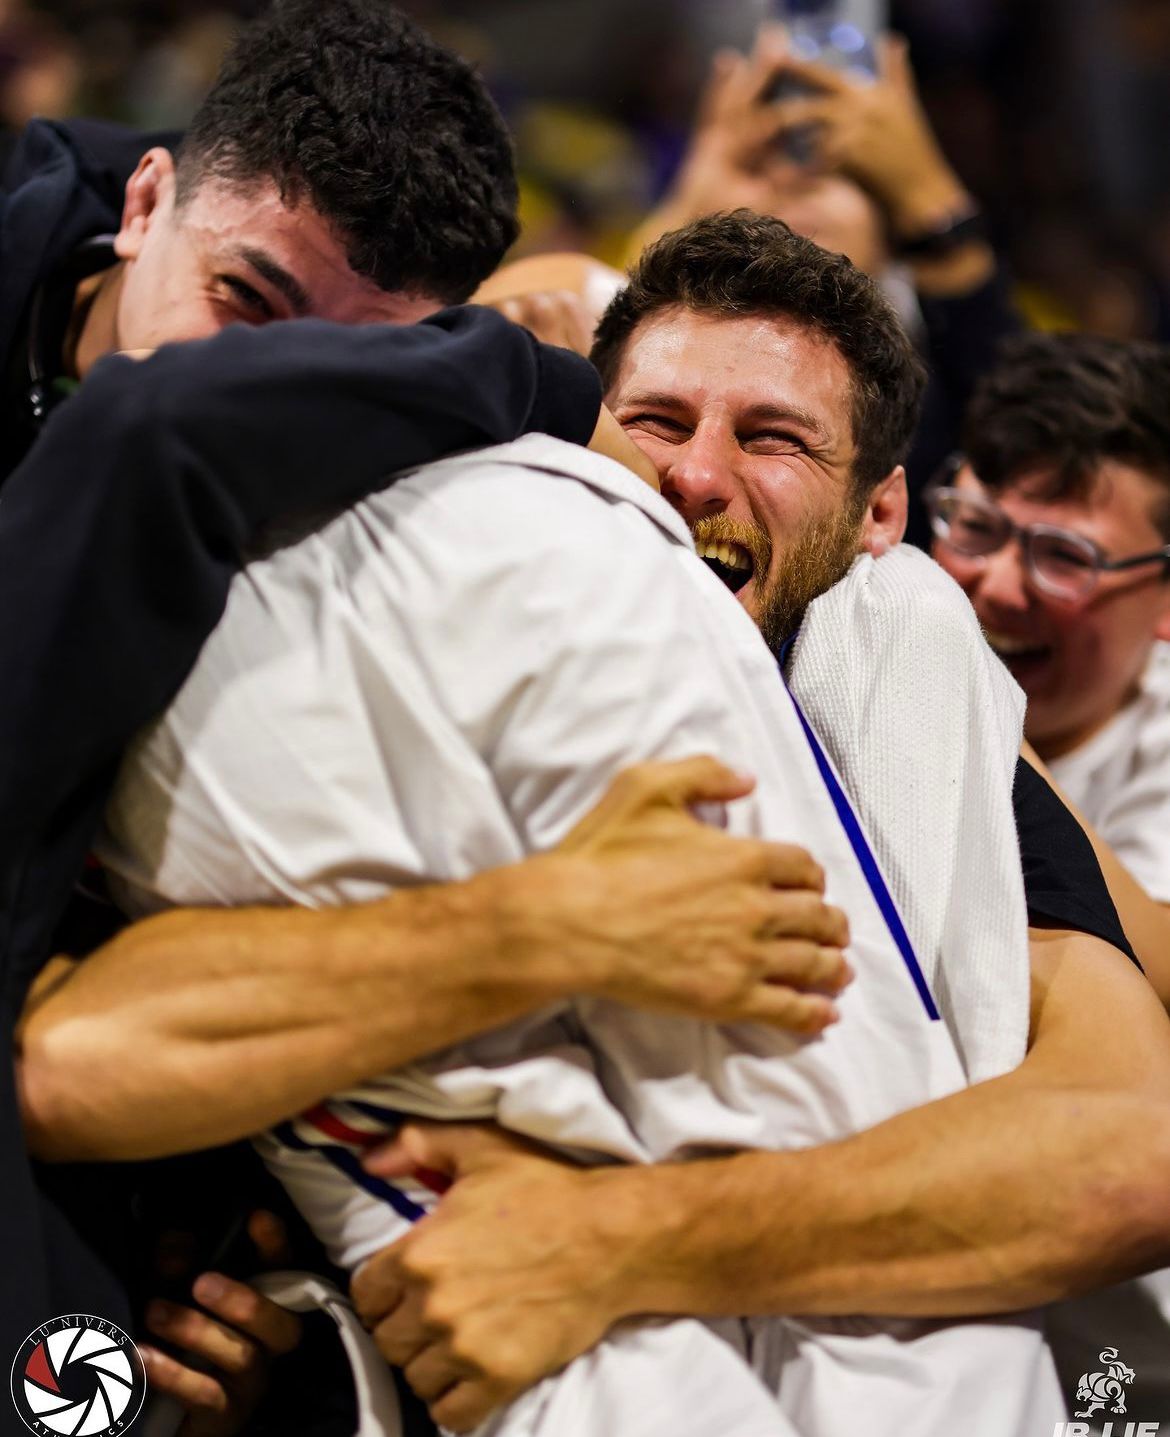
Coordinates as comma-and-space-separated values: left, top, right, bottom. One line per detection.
974, 540, 1032, 612
659, 432, 737, 522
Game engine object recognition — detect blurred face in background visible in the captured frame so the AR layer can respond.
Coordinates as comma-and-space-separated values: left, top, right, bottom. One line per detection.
606, 305, 877, 650
767, 168, 889, 278
932, 460, 1170, 759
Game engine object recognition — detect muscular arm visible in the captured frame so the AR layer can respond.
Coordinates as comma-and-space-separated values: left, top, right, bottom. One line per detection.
616, 927, 1170, 1318
355, 927, 1170, 1427
18, 759, 850, 1162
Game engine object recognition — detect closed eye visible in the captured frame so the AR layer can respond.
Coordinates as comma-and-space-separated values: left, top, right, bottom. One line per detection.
623, 413, 691, 441
218, 274, 276, 321
740, 430, 809, 455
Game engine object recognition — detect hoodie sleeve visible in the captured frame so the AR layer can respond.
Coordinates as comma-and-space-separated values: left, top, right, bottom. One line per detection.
0, 306, 601, 863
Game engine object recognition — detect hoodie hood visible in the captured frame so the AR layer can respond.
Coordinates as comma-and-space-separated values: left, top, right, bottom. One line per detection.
1, 118, 178, 366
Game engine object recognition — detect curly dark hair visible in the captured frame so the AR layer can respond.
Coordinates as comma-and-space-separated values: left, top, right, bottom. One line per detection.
175, 0, 518, 304
963, 332, 1170, 536
590, 210, 926, 495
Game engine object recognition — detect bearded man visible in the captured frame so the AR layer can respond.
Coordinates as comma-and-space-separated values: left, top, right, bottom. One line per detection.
348, 216, 1170, 1433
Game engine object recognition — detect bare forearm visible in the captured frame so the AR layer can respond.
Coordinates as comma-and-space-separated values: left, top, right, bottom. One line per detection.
19, 864, 571, 1161
616, 1082, 1166, 1320
601, 933, 1170, 1321
20, 759, 848, 1163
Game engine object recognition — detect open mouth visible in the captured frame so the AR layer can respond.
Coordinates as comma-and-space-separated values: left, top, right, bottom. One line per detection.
696, 539, 754, 594
983, 628, 1052, 670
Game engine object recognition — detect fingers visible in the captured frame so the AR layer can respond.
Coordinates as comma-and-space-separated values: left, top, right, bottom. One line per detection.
188, 1272, 302, 1356
556, 755, 756, 853
698, 48, 743, 127
491, 292, 594, 356
765, 937, 852, 994
754, 840, 826, 894
762, 46, 852, 97
432, 1377, 509, 1434
367, 1286, 432, 1367
739, 983, 840, 1035
764, 94, 839, 136
760, 887, 848, 944
139, 1343, 230, 1417
743, 22, 794, 107
352, 1243, 408, 1328
878, 32, 911, 87
613, 755, 758, 812
361, 1119, 525, 1180
403, 1341, 472, 1404
146, 1297, 264, 1378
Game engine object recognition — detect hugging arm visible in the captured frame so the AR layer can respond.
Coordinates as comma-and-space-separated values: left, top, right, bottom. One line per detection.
0, 309, 598, 871
18, 757, 848, 1161
355, 927, 1170, 1428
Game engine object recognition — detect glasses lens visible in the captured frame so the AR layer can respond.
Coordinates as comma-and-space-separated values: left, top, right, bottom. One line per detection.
1027, 529, 1099, 599
930, 489, 1010, 557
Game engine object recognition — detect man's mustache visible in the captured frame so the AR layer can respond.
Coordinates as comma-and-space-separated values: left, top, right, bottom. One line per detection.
691, 515, 772, 581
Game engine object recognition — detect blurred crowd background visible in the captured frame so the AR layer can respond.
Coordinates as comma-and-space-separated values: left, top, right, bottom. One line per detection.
5, 0, 1169, 340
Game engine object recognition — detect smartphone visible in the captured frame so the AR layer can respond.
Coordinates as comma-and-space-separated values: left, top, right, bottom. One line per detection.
766, 0, 885, 163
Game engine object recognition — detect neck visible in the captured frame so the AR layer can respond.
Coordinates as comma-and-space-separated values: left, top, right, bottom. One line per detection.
70, 263, 125, 378
1031, 683, 1141, 764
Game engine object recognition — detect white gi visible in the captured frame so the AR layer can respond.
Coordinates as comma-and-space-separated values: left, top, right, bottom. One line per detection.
100, 435, 1064, 1437
1043, 642, 1170, 1425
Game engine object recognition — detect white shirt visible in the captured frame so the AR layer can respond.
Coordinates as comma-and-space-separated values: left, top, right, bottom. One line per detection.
1048, 641, 1170, 902
1044, 650, 1170, 1404
99, 435, 1060, 1435
101, 434, 965, 1174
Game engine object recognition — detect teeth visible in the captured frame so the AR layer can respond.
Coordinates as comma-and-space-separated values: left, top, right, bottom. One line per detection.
983, 629, 1046, 657
696, 540, 752, 571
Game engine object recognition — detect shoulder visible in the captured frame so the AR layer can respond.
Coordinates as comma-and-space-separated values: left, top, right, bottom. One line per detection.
804, 544, 996, 667
372, 436, 687, 597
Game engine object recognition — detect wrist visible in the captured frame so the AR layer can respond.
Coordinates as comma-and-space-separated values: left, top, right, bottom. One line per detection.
594, 1156, 772, 1320
481, 854, 607, 1002
586, 1164, 686, 1321
885, 166, 974, 242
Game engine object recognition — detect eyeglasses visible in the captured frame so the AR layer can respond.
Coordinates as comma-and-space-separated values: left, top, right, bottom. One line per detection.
925, 466, 1170, 602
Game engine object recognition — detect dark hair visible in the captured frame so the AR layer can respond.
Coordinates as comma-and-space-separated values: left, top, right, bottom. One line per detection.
175, 0, 518, 304
964, 332, 1170, 535
591, 210, 926, 494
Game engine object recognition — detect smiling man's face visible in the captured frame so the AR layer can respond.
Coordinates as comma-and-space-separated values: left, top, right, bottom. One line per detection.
106, 149, 438, 361
933, 460, 1170, 758
606, 306, 868, 648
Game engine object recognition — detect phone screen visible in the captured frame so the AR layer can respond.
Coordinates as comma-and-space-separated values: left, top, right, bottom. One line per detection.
765, 0, 885, 162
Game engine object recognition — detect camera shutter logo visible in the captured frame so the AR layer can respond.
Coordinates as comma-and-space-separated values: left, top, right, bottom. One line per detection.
10, 1315, 146, 1435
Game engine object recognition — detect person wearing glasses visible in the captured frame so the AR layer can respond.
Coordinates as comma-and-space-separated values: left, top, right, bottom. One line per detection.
929, 330, 1170, 1418
928, 332, 1170, 988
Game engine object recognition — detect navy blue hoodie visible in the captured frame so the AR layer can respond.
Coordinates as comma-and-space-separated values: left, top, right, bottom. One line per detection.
0, 117, 601, 1361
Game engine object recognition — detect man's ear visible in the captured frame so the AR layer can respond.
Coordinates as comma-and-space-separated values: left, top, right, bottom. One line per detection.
113, 148, 177, 261
861, 466, 908, 558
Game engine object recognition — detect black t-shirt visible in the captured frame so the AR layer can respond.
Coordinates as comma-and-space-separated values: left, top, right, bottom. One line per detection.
1013, 758, 1137, 962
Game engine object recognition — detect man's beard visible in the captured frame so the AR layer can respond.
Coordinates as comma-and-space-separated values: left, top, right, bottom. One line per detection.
693, 502, 866, 653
